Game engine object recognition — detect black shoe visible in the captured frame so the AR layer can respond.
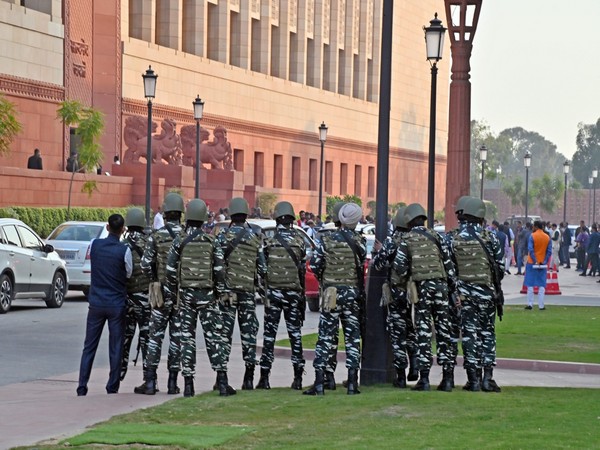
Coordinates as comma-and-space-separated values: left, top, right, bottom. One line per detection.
183, 376, 195, 397
303, 370, 325, 396
393, 369, 406, 389
291, 365, 304, 390
242, 365, 255, 390
323, 371, 336, 390
579, 273, 587, 276
482, 367, 501, 393
565, 266, 571, 269
407, 354, 419, 382
505, 270, 511, 275
134, 372, 157, 395
463, 368, 481, 392
524, 305, 532, 310
76, 386, 88, 396
347, 369, 360, 395
256, 368, 271, 390
411, 370, 430, 391
167, 370, 180, 395
217, 371, 236, 397
436, 367, 453, 392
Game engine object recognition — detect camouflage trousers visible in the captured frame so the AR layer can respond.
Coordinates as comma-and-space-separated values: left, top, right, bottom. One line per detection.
313, 286, 361, 370
179, 288, 227, 377
146, 297, 182, 373
387, 286, 417, 370
461, 290, 497, 369
447, 299, 461, 366
121, 291, 150, 379
413, 279, 453, 370
259, 289, 305, 370
219, 291, 259, 366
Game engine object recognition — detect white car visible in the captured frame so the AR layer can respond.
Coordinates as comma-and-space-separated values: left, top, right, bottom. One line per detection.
46, 221, 108, 297
0, 219, 68, 314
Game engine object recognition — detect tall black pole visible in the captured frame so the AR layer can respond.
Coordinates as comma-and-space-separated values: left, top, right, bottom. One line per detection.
362, 0, 394, 385
427, 63, 438, 227
480, 160, 485, 200
563, 172, 568, 224
593, 182, 596, 225
318, 140, 324, 219
145, 99, 153, 226
195, 120, 200, 198
525, 166, 529, 223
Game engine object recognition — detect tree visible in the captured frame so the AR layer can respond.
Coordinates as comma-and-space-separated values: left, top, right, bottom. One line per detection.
572, 118, 600, 186
0, 93, 22, 156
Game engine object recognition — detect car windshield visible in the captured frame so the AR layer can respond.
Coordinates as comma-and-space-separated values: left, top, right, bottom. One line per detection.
48, 224, 103, 241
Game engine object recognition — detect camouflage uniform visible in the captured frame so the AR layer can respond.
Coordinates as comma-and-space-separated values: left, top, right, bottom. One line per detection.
216, 222, 267, 384
258, 224, 307, 387
120, 230, 151, 380
141, 221, 184, 389
165, 225, 228, 379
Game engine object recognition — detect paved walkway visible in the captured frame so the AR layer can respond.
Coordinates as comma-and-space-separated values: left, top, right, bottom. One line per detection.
1, 263, 599, 450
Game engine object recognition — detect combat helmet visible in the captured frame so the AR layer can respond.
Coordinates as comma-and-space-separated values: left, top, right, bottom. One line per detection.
332, 201, 347, 223
273, 201, 295, 220
186, 199, 208, 222
463, 197, 486, 220
392, 206, 408, 229
404, 203, 427, 224
455, 196, 472, 214
229, 197, 249, 216
163, 192, 185, 213
125, 207, 145, 228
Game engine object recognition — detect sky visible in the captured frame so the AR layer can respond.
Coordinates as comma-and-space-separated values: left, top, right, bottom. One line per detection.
469, 0, 600, 159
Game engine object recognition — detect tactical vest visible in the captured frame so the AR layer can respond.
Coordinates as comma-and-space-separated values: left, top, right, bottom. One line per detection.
225, 230, 260, 292
154, 229, 179, 283
126, 233, 151, 294
265, 234, 303, 290
321, 235, 358, 287
453, 232, 492, 285
180, 232, 214, 289
405, 230, 446, 281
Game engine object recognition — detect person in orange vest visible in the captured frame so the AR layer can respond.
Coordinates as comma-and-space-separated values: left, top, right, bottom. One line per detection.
524, 220, 552, 310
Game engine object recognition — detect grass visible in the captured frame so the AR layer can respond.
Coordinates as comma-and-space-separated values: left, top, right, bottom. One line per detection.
24, 386, 600, 449
276, 306, 600, 364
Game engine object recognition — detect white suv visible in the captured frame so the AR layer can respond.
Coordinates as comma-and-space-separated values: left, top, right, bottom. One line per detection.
0, 219, 68, 314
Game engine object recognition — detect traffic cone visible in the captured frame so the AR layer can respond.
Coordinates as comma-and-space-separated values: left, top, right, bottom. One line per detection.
545, 270, 562, 295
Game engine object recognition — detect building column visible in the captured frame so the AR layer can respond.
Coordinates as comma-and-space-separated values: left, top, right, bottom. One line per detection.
271, 0, 291, 79
129, 0, 155, 43
156, 0, 182, 50
307, 0, 324, 88
182, 0, 207, 57
290, 0, 310, 84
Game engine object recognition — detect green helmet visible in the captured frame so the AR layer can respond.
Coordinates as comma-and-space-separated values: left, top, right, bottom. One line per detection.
332, 202, 347, 222
125, 207, 145, 228
163, 192, 184, 213
404, 203, 427, 224
455, 196, 471, 214
464, 197, 486, 219
229, 197, 249, 216
392, 206, 407, 229
273, 201, 295, 219
186, 199, 208, 222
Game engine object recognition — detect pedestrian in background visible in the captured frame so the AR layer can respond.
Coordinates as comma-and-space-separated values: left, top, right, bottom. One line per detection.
575, 226, 589, 272
561, 222, 572, 269
27, 148, 43, 170
580, 223, 600, 277
550, 223, 561, 272
524, 220, 552, 311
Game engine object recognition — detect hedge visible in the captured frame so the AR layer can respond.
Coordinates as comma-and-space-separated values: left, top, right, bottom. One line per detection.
0, 206, 141, 238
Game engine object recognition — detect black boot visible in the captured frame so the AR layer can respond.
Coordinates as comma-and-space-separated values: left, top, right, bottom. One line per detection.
256, 368, 271, 389
134, 370, 156, 395
393, 368, 406, 388
323, 370, 336, 390
411, 370, 430, 391
437, 366, 454, 392
242, 364, 255, 390
407, 353, 419, 382
303, 370, 325, 395
183, 376, 195, 397
217, 371, 236, 397
346, 368, 361, 395
167, 370, 180, 395
291, 365, 304, 390
482, 366, 502, 392
212, 374, 219, 391
463, 368, 481, 392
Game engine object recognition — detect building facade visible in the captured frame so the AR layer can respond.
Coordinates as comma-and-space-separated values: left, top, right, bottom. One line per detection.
0, 0, 449, 215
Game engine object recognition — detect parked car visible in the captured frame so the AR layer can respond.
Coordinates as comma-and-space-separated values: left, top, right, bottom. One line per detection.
45, 221, 108, 297
0, 218, 68, 314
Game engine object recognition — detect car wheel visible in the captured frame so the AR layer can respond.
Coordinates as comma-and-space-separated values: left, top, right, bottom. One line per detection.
307, 297, 320, 312
45, 272, 66, 308
82, 286, 90, 297
0, 273, 14, 314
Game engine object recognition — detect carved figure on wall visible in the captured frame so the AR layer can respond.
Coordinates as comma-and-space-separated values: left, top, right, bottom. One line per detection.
122, 116, 181, 165
179, 124, 233, 170
206, 125, 234, 170
123, 116, 155, 164
180, 124, 210, 166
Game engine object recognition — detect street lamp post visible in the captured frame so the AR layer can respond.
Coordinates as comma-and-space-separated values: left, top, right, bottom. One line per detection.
563, 161, 570, 223
593, 169, 598, 225
193, 95, 205, 199
589, 176, 594, 226
317, 122, 328, 220
424, 13, 446, 227
479, 144, 487, 200
524, 151, 531, 223
142, 66, 158, 226
496, 166, 502, 188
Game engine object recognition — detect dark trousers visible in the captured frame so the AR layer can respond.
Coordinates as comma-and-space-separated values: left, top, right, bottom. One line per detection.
78, 305, 126, 394
560, 244, 571, 267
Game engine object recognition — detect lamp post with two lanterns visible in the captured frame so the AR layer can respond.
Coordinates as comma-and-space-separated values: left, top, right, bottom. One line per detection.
479, 144, 487, 200
562, 161, 570, 224
142, 66, 158, 226
192, 95, 205, 199
317, 122, 328, 220
523, 151, 531, 223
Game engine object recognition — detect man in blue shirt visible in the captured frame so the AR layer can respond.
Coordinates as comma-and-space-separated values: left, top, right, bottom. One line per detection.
77, 214, 132, 396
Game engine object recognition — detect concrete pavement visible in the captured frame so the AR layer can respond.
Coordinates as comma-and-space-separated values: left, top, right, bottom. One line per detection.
1, 262, 599, 450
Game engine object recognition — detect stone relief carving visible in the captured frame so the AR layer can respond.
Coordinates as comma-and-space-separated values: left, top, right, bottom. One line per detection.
123, 115, 233, 170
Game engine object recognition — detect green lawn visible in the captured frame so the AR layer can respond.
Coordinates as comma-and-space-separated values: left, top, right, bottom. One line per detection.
277, 306, 600, 364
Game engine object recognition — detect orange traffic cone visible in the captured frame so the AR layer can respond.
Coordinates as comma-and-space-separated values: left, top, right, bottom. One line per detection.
520, 269, 561, 295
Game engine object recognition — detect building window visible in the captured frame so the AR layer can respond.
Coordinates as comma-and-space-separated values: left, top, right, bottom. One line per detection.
292, 156, 301, 190
274, 154, 283, 188
368, 166, 375, 197
340, 163, 348, 195
234, 149, 244, 171
254, 151, 264, 187
325, 161, 333, 194
309, 158, 318, 190
354, 165, 362, 197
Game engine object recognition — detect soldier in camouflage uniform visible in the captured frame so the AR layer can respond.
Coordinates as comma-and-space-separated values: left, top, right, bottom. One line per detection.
371, 206, 419, 388
393, 203, 457, 392
216, 197, 267, 390
256, 201, 307, 390
135, 192, 185, 395
304, 202, 366, 396
447, 197, 503, 392
165, 199, 233, 397
120, 208, 152, 384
